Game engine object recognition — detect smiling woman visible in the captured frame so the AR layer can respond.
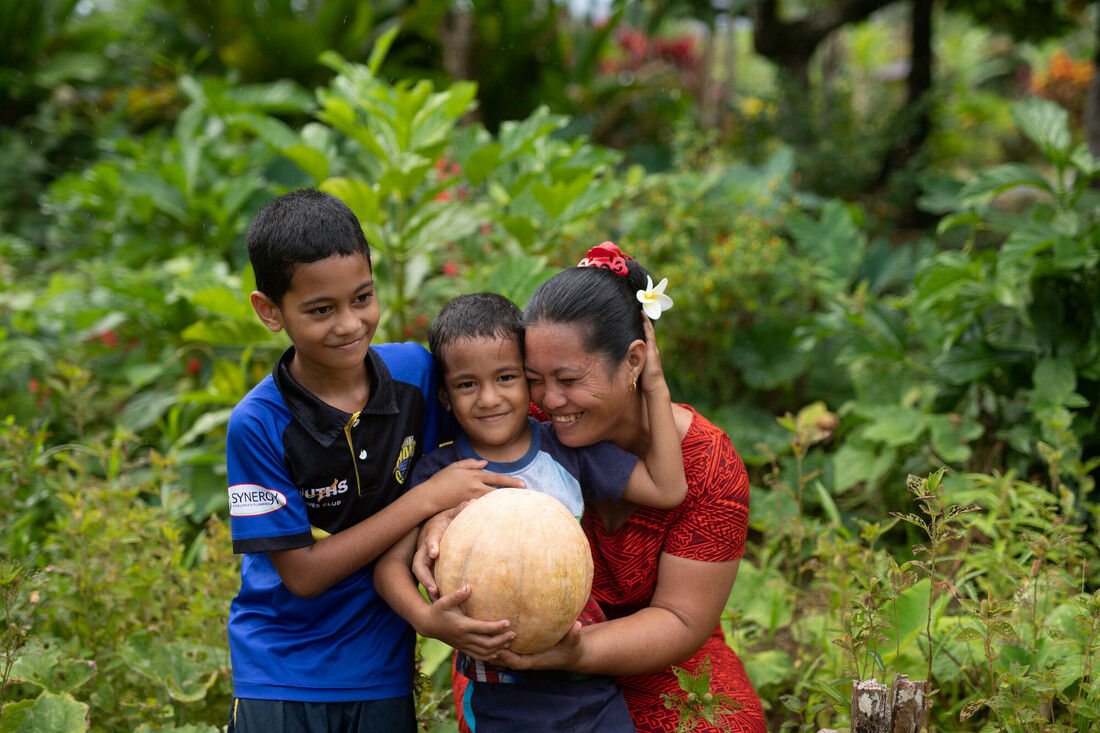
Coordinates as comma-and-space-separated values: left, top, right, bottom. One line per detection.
422, 245, 767, 733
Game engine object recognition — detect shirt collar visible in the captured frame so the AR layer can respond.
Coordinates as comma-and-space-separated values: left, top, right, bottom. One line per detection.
273, 346, 399, 447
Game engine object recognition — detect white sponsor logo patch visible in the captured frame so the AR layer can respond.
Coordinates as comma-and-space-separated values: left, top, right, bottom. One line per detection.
229, 484, 287, 517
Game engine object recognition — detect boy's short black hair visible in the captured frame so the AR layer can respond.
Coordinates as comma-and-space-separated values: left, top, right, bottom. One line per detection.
246, 189, 372, 305
428, 293, 524, 377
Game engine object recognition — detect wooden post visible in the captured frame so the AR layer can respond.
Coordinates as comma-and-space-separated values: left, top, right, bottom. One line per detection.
817, 675, 930, 733
851, 678, 891, 733
890, 673, 929, 733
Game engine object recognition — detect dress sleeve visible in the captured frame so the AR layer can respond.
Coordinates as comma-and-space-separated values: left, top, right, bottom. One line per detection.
663, 420, 749, 562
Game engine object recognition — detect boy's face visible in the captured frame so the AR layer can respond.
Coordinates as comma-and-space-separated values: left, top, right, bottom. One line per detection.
440, 335, 531, 461
251, 253, 379, 380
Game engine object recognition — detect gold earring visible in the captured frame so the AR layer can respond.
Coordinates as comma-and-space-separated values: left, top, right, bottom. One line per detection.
630, 379, 637, 392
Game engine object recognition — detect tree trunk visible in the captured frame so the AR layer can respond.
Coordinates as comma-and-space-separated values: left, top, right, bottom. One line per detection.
1086, 8, 1100, 157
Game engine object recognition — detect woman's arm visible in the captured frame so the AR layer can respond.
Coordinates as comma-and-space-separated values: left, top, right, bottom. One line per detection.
496, 554, 740, 676
620, 315, 687, 510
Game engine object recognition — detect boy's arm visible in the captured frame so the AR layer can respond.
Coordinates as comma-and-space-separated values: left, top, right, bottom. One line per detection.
375, 526, 516, 660
269, 459, 524, 598
620, 315, 688, 510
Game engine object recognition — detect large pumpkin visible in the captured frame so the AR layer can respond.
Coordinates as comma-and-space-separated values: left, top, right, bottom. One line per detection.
435, 488, 593, 654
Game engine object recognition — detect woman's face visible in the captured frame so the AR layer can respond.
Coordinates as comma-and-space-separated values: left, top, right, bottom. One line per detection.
524, 321, 634, 449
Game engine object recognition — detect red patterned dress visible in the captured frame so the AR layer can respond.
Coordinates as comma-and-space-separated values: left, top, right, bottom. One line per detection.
453, 405, 765, 732
582, 405, 765, 732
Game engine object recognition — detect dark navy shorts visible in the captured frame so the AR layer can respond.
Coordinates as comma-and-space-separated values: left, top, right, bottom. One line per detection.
227, 696, 416, 733
462, 677, 636, 733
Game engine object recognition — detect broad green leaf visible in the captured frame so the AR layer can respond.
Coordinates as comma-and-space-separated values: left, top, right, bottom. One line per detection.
914, 253, 983, 310
502, 214, 538, 249
0, 699, 35, 733
315, 94, 389, 165
477, 252, 556, 307
936, 210, 984, 235
282, 144, 329, 183
175, 408, 233, 448
934, 340, 1020, 384
531, 175, 592, 220
190, 286, 253, 319
8, 644, 95, 694
786, 200, 865, 293
727, 561, 792, 632
1069, 142, 1100, 176
379, 153, 434, 201
122, 172, 186, 222
832, 443, 896, 492
928, 415, 973, 464
859, 406, 928, 447
223, 79, 314, 113
403, 202, 487, 256
1012, 97, 1072, 163
5, 692, 87, 733
367, 25, 400, 75
1053, 235, 1099, 270
181, 318, 274, 347
1032, 355, 1078, 409
957, 163, 1051, 207
498, 106, 566, 161
118, 633, 225, 703
224, 112, 300, 150
320, 177, 380, 230
462, 142, 503, 186
743, 649, 795, 690
954, 627, 983, 642
120, 388, 178, 433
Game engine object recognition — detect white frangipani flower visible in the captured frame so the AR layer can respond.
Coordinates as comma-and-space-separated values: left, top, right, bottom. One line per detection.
636, 276, 673, 320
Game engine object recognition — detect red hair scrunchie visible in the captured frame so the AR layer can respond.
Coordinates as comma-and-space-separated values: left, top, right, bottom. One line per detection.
577, 241, 633, 276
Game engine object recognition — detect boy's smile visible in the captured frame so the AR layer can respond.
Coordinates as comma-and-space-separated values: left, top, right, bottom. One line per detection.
251, 253, 379, 404
440, 336, 531, 463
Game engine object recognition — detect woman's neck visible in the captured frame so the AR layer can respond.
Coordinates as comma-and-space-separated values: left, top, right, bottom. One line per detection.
609, 393, 649, 456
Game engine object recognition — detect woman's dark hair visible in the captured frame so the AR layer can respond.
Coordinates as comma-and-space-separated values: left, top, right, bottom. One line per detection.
524, 259, 655, 367
246, 189, 372, 305
429, 292, 525, 377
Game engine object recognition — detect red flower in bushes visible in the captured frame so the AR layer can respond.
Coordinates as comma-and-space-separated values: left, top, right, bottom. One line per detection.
99, 330, 119, 348
442, 262, 459, 276
186, 357, 201, 375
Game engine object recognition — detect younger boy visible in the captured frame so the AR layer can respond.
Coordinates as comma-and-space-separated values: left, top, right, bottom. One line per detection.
225, 190, 523, 733
374, 292, 687, 733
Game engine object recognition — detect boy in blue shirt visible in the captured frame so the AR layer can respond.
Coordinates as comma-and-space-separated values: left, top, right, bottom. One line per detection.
375, 292, 687, 732
225, 190, 523, 733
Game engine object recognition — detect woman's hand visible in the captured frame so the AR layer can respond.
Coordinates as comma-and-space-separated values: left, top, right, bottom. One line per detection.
638, 313, 668, 397
412, 505, 462, 599
494, 621, 584, 671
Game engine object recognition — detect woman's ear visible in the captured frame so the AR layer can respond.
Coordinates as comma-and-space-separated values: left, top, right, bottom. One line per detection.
250, 291, 284, 333
625, 338, 647, 384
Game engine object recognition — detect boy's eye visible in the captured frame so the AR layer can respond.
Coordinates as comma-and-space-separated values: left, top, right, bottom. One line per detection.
455, 380, 476, 390
499, 374, 517, 383
311, 305, 333, 315
354, 292, 373, 304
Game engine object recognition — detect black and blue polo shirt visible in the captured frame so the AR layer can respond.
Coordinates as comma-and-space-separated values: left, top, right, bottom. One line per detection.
225, 341, 452, 703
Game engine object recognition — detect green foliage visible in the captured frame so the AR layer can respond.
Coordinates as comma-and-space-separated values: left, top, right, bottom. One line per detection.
662, 657, 742, 732
2, 5, 1099, 730
0, 424, 237, 731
